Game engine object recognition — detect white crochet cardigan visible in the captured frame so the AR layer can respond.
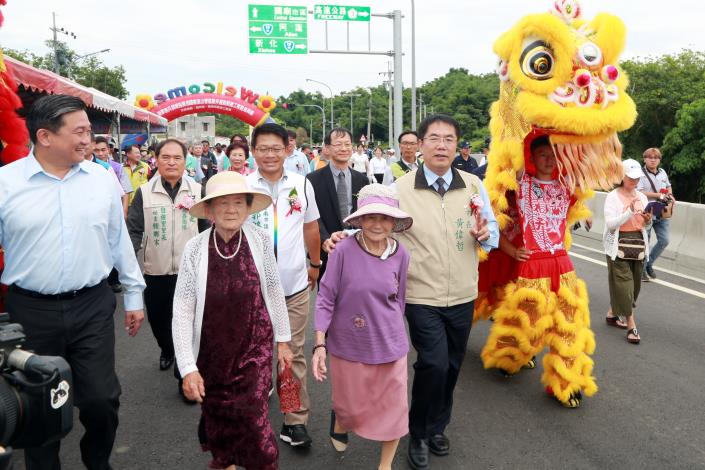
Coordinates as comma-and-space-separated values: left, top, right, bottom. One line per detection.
172, 223, 291, 378
602, 189, 651, 261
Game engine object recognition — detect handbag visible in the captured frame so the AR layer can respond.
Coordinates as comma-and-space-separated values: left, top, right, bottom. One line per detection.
617, 237, 646, 261
277, 364, 301, 414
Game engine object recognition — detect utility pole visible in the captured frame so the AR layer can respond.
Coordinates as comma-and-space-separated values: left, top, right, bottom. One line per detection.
49, 12, 77, 76
51, 13, 59, 73
367, 93, 372, 148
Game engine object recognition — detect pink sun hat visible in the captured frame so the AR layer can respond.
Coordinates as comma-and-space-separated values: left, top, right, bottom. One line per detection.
343, 184, 413, 233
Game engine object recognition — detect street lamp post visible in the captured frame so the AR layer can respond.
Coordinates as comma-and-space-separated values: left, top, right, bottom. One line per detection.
306, 78, 334, 129
68, 48, 110, 80
299, 104, 326, 145
344, 93, 360, 137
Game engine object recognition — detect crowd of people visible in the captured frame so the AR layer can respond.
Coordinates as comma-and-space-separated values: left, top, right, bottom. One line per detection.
0, 93, 677, 470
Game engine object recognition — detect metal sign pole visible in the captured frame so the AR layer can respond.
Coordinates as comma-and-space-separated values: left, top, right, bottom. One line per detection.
392, 10, 403, 154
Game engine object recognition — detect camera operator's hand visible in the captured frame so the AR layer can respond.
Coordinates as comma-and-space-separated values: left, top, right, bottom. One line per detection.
183, 371, 205, 403
125, 309, 144, 336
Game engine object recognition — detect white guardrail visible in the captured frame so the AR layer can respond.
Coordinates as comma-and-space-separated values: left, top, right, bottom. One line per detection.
578, 192, 705, 277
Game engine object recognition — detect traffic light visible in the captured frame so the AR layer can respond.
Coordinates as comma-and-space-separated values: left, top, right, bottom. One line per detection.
281, 103, 296, 110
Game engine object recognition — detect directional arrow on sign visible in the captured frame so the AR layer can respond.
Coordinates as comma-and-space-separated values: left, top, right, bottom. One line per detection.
358, 10, 369, 17
250, 26, 262, 32
295, 43, 307, 50
251, 7, 258, 18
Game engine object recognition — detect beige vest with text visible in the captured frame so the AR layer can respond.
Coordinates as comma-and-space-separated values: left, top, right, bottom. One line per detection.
395, 168, 481, 307
141, 176, 202, 275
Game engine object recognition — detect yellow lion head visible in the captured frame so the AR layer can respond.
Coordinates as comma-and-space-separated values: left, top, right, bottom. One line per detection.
485, 0, 637, 234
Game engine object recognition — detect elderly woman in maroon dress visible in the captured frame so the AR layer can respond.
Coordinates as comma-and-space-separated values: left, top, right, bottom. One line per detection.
173, 171, 293, 470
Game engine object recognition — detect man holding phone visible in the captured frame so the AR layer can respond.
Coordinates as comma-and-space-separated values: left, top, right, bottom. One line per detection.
637, 147, 675, 281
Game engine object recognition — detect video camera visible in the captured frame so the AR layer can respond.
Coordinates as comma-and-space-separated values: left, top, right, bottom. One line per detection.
0, 313, 73, 452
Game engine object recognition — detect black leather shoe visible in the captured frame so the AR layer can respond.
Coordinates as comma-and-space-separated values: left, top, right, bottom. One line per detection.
159, 355, 175, 371
428, 433, 450, 456
407, 437, 429, 470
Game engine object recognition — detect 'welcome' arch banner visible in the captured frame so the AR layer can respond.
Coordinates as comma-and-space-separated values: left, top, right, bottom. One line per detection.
150, 93, 270, 126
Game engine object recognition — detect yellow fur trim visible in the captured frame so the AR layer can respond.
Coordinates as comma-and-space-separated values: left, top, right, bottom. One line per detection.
481, 272, 598, 398
589, 13, 627, 65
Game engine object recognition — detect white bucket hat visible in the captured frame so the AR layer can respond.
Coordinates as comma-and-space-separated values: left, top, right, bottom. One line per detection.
343, 184, 413, 232
622, 159, 645, 179
189, 172, 271, 219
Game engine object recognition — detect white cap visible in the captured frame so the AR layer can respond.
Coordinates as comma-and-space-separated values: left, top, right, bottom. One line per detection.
622, 159, 645, 179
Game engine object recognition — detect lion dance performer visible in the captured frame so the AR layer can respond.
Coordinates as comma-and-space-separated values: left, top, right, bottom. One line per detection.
476, 0, 636, 408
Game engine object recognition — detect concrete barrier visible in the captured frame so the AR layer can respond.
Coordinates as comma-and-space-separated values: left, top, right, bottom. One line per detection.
578, 192, 705, 277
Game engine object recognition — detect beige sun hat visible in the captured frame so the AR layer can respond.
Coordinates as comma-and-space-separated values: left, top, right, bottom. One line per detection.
343, 184, 413, 232
189, 171, 271, 219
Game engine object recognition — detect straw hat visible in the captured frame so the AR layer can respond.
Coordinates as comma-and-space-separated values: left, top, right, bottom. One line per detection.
189, 172, 271, 219
343, 184, 413, 232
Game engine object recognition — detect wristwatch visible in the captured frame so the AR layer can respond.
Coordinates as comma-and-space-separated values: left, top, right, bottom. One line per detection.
309, 260, 323, 268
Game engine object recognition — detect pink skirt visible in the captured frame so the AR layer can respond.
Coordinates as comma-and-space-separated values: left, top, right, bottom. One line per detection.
329, 354, 409, 441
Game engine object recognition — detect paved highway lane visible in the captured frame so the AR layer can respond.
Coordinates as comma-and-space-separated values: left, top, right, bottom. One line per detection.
13, 248, 705, 469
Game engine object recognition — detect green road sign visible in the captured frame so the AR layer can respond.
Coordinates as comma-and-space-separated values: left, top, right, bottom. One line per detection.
248, 4, 308, 54
313, 4, 370, 21
249, 38, 308, 54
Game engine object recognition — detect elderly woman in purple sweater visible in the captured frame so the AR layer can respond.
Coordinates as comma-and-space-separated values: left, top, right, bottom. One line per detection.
312, 184, 412, 470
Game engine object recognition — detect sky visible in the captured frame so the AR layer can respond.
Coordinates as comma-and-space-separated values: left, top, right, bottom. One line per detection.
3, 0, 704, 103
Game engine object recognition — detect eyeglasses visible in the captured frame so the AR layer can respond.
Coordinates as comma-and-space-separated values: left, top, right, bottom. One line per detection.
400, 141, 418, 146
255, 146, 286, 154
330, 143, 353, 150
424, 136, 457, 146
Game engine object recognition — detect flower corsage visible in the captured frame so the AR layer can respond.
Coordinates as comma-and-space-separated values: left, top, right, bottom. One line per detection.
286, 188, 302, 216
176, 194, 196, 210
469, 193, 484, 215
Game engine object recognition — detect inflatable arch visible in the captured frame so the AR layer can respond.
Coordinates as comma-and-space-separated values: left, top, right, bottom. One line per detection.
134, 83, 277, 127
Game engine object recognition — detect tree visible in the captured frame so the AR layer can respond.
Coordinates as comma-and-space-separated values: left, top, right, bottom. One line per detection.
3, 42, 129, 99
661, 99, 705, 202
619, 50, 705, 159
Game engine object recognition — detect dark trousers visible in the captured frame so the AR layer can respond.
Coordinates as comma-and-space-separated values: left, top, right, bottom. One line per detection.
405, 301, 473, 439
6, 281, 121, 470
144, 274, 178, 359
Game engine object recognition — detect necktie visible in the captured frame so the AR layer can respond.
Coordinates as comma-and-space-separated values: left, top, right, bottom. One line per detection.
436, 177, 446, 197
337, 171, 349, 220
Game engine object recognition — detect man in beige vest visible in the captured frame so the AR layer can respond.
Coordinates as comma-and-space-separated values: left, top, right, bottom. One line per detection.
127, 139, 208, 389
324, 115, 499, 470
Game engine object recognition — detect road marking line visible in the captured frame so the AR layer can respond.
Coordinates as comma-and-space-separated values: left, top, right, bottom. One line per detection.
570, 252, 705, 300
572, 242, 705, 285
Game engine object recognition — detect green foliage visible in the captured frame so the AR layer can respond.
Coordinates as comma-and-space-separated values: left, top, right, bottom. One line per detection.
661, 99, 705, 202
267, 69, 497, 147
3, 42, 128, 99
620, 49, 705, 202
211, 114, 250, 139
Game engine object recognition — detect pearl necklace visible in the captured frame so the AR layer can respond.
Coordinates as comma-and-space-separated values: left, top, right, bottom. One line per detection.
213, 227, 242, 260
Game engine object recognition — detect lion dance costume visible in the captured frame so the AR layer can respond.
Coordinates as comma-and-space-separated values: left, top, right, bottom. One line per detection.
476, 0, 636, 407
0, 0, 31, 310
